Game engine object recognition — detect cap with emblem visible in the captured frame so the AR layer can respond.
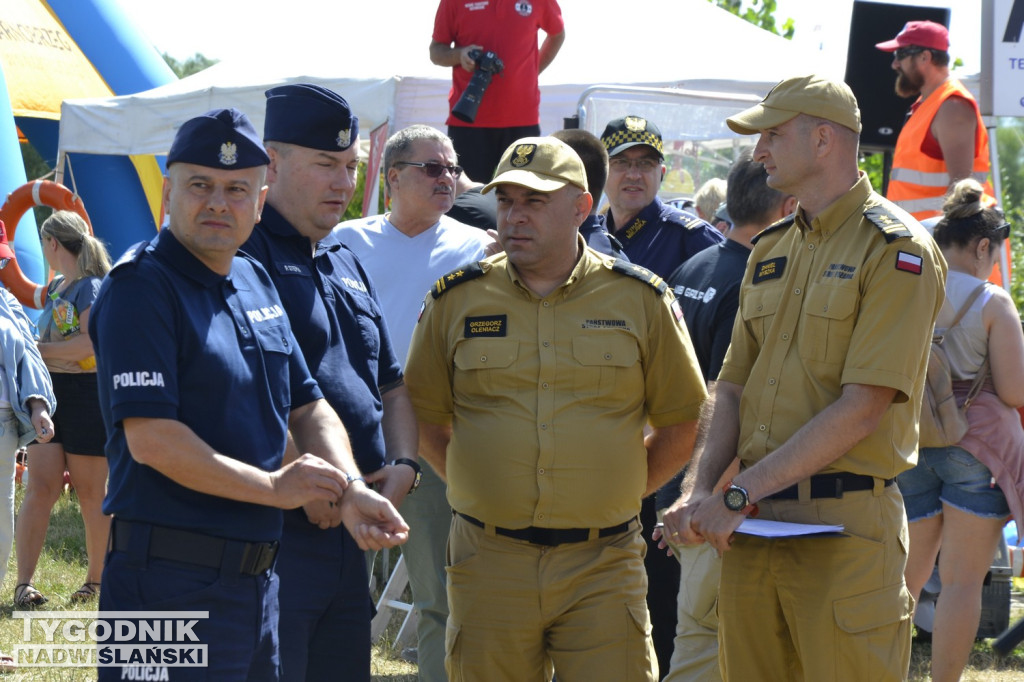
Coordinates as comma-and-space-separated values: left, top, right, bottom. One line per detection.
167, 107, 269, 169
600, 116, 664, 158
264, 83, 359, 151
482, 137, 588, 194
726, 74, 862, 135
875, 20, 949, 52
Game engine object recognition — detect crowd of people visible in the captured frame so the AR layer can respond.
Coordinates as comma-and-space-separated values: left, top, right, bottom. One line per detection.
0, 6, 1020, 682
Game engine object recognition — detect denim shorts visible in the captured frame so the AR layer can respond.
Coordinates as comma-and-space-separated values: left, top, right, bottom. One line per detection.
896, 446, 1011, 522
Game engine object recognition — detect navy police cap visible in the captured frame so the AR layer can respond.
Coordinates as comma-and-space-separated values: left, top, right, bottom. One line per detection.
264, 83, 359, 152
167, 107, 269, 169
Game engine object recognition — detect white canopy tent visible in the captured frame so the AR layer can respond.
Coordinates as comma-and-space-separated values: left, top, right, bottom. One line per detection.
57, 0, 825, 161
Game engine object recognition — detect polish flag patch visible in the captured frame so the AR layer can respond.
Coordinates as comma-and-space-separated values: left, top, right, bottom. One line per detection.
895, 251, 922, 275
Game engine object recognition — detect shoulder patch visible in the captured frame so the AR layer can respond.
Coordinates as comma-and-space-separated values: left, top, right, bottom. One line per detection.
864, 205, 913, 243
108, 241, 149, 275
431, 262, 486, 299
751, 214, 795, 245
683, 217, 705, 230
611, 259, 668, 294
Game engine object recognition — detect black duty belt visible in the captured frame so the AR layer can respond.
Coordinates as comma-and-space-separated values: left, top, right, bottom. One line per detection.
456, 512, 635, 546
766, 473, 895, 500
111, 518, 278, 576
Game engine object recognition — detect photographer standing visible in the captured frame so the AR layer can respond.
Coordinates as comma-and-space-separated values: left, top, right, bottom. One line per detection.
429, 0, 564, 183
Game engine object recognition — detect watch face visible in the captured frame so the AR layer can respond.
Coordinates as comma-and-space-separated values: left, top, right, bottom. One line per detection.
724, 487, 747, 511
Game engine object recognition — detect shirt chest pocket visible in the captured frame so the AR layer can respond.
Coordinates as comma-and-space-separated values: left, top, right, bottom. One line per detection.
572, 335, 641, 405
348, 292, 383, 357
799, 286, 858, 364
739, 287, 781, 346
453, 339, 520, 404
253, 323, 294, 394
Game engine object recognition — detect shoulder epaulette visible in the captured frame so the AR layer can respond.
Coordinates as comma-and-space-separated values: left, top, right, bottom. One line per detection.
611, 259, 668, 294
683, 217, 706, 230
108, 241, 149, 274
751, 214, 795, 245
431, 262, 486, 299
863, 205, 913, 243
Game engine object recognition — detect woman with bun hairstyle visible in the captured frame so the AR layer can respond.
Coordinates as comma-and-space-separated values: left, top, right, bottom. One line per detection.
897, 179, 1024, 682
14, 210, 112, 606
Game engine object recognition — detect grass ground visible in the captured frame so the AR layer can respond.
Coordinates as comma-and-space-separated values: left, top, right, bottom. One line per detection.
1, 486, 1023, 680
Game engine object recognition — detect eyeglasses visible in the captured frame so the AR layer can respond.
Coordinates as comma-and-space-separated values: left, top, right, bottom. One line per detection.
394, 161, 463, 178
608, 157, 661, 173
893, 47, 925, 61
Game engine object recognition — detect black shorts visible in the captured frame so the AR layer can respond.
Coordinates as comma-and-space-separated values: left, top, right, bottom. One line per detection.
44, 372, 107, 457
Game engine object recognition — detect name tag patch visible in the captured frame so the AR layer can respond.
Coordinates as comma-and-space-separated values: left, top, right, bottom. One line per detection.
465, 315, 507, 337
753, 257, 786, 284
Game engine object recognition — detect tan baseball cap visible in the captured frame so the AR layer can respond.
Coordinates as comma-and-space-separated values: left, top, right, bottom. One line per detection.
726, 74, 862, 135
482, 137, 588, 194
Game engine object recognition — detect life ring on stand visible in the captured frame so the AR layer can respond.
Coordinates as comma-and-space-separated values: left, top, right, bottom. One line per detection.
0, 180, 92, 309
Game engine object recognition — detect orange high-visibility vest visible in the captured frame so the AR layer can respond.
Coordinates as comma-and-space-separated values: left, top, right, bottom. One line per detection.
888, 79, 994, 221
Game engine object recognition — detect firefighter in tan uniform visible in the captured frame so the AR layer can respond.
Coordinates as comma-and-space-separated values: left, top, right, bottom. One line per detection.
405, 137, 707, 682
662, 75, 946, 681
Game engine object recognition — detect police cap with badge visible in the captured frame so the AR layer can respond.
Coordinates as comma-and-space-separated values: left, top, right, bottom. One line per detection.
264, 83, 359, 151
167, 107, 270, 169
600, 115, 665, 159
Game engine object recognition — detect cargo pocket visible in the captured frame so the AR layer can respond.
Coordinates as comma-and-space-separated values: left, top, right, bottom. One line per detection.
626, 600, 655, 676
445, 622, 463, 682
833, 582, 913, 680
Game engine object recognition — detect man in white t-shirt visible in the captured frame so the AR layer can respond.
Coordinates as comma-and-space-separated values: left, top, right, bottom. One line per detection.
335, 124, 492, 682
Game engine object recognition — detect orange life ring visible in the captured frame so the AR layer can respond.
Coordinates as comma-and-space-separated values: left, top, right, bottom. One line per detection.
0, 180, 92, 309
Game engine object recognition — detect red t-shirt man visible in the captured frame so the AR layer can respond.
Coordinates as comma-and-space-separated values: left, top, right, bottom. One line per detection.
430, 0, 565, 183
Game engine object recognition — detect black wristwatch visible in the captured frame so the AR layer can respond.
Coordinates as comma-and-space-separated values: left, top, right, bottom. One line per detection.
392, 458, 422, 494
722, 482, 756, 515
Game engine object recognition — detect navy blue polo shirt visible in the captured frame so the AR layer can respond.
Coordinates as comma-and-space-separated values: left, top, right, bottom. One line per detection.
606, 196, 723, 278
242, 203, 403, 474
90, 228, 322, 542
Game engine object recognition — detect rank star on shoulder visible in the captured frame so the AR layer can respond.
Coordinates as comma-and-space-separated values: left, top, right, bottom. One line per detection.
447, 270, 465, 281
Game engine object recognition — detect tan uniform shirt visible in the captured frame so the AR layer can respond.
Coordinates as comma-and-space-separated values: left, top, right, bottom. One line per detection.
406, 242, 707, 529
719, 174, 946, 478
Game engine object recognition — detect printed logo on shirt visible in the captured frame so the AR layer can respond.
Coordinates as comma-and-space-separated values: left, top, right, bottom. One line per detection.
895, 251, 923, 275
113, 371, 166, 390
823, 263, 857, 280
465, 315, 507, 337
582, 319, 630, 330
246, 305, 285, 324
464, 1, 488, 10
278, 263, 305, 275
679, 286, 717, 304
752, 257, 786, 284
515, 0, 533, 16
342, 277, 368, 293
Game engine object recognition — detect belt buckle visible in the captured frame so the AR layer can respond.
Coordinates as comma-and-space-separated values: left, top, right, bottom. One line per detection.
240, 541, 279, 575
529, 527, 560, 546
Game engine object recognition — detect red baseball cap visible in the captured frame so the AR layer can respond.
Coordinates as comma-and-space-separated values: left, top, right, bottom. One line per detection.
0, 221, 15, 263
876, 21, 949, 52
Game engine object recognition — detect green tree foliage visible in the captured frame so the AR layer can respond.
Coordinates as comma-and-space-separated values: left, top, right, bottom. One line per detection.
162, 52, 219, 78
709, 0, 795, 39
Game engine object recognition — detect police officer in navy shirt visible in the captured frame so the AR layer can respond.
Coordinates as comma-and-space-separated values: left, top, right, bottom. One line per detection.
241, 84, 420, 681
89, 108, 409, 682
601, 116, 723, 278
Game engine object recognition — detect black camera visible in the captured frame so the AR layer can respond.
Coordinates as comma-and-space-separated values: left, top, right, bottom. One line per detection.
452, 49, 504, 124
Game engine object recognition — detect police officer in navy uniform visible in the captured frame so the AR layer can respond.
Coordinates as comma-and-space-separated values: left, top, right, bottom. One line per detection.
89, 108, 409, 682
601, 116, 723, 279
241, 84, 419, 681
